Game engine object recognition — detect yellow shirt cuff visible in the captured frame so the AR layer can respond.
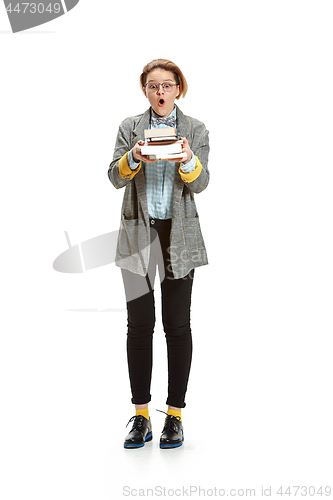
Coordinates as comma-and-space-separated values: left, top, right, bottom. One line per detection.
119, 152, 141, 179
179, 156, 203, 183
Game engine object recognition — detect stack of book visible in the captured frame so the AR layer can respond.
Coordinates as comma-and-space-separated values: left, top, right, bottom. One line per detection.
140, 127, 187, 162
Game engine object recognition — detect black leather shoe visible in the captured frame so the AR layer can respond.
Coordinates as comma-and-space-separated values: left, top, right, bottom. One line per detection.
124, 415, 153, 449
158, 411, 184, 449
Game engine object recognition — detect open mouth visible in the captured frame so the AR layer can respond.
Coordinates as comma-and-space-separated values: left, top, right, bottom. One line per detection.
158, 98, 165, 106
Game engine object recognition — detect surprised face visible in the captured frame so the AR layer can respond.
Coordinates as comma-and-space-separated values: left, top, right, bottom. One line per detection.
144, 68, 180, 118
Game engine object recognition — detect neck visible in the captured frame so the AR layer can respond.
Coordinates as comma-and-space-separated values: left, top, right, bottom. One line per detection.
151, 106, 175, 118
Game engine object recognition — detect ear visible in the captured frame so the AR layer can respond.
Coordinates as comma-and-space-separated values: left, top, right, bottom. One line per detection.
176, 85, 180, 98
143, 86, 148, 98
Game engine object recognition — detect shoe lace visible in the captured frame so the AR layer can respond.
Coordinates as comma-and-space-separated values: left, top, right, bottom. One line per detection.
126, 415, 145, 434
156, 409, 181, 433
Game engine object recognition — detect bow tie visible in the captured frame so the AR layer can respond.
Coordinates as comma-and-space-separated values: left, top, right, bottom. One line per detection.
151, 114, 176, 129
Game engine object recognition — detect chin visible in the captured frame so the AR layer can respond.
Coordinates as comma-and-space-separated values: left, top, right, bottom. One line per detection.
153, 105, 172, 117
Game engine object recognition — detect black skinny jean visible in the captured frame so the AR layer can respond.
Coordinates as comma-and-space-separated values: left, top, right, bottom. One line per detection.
121, 218, 194, 409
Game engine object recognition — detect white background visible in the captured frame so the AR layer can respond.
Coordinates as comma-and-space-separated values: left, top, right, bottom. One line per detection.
1, 1, 332, 499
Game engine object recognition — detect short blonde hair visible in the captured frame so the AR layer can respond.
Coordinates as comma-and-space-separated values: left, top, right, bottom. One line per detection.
140, 59, 188, 99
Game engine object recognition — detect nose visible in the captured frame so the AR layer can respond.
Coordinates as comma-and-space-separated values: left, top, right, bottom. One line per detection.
156, 83, 164, 94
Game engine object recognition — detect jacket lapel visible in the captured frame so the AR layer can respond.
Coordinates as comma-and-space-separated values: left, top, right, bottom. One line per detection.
175, 104, 192, 147
173, 105, 192, 215
132, 108, 151, 146
133, 108, 150, 226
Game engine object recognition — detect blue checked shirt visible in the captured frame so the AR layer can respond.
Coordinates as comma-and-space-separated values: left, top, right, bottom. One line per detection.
127, 106, 196, 219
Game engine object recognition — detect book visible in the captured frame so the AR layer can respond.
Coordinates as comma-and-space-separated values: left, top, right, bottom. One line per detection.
147, 152, 187, 161
142, 127, 185, 161
144, 127, 177, 139
147, 138, 182, 145
140, 143, 183, 156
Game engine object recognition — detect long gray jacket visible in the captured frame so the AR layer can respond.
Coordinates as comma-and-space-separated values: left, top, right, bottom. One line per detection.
108, 104, 210, 279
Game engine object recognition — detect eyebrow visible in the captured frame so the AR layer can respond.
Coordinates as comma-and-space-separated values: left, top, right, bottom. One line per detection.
147, 79, 175, 83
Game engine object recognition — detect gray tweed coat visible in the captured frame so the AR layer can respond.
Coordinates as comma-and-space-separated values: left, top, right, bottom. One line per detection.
108, 104, 210, 279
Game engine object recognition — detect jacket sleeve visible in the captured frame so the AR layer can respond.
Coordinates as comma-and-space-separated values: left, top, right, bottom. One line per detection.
108, 119, 141, 189
179, 123, 210, 194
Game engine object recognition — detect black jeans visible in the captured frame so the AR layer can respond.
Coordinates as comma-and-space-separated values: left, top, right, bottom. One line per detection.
121, 218, 194, 409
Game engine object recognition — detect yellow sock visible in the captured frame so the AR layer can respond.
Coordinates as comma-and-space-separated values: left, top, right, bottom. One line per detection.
135, 407, 149, 420
167, 408, 182, 421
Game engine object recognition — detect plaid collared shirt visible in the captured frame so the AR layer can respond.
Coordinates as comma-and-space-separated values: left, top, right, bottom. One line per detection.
127, 106, 195, 219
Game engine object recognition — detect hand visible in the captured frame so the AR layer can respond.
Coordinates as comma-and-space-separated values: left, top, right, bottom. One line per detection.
132, 140, 156, 163
180, 137, 193, 164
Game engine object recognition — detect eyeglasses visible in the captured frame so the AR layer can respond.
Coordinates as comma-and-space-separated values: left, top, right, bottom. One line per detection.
145, 82, 178, 93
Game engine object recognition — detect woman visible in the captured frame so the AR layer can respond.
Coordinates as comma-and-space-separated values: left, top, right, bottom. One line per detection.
108, 59, 210, 448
